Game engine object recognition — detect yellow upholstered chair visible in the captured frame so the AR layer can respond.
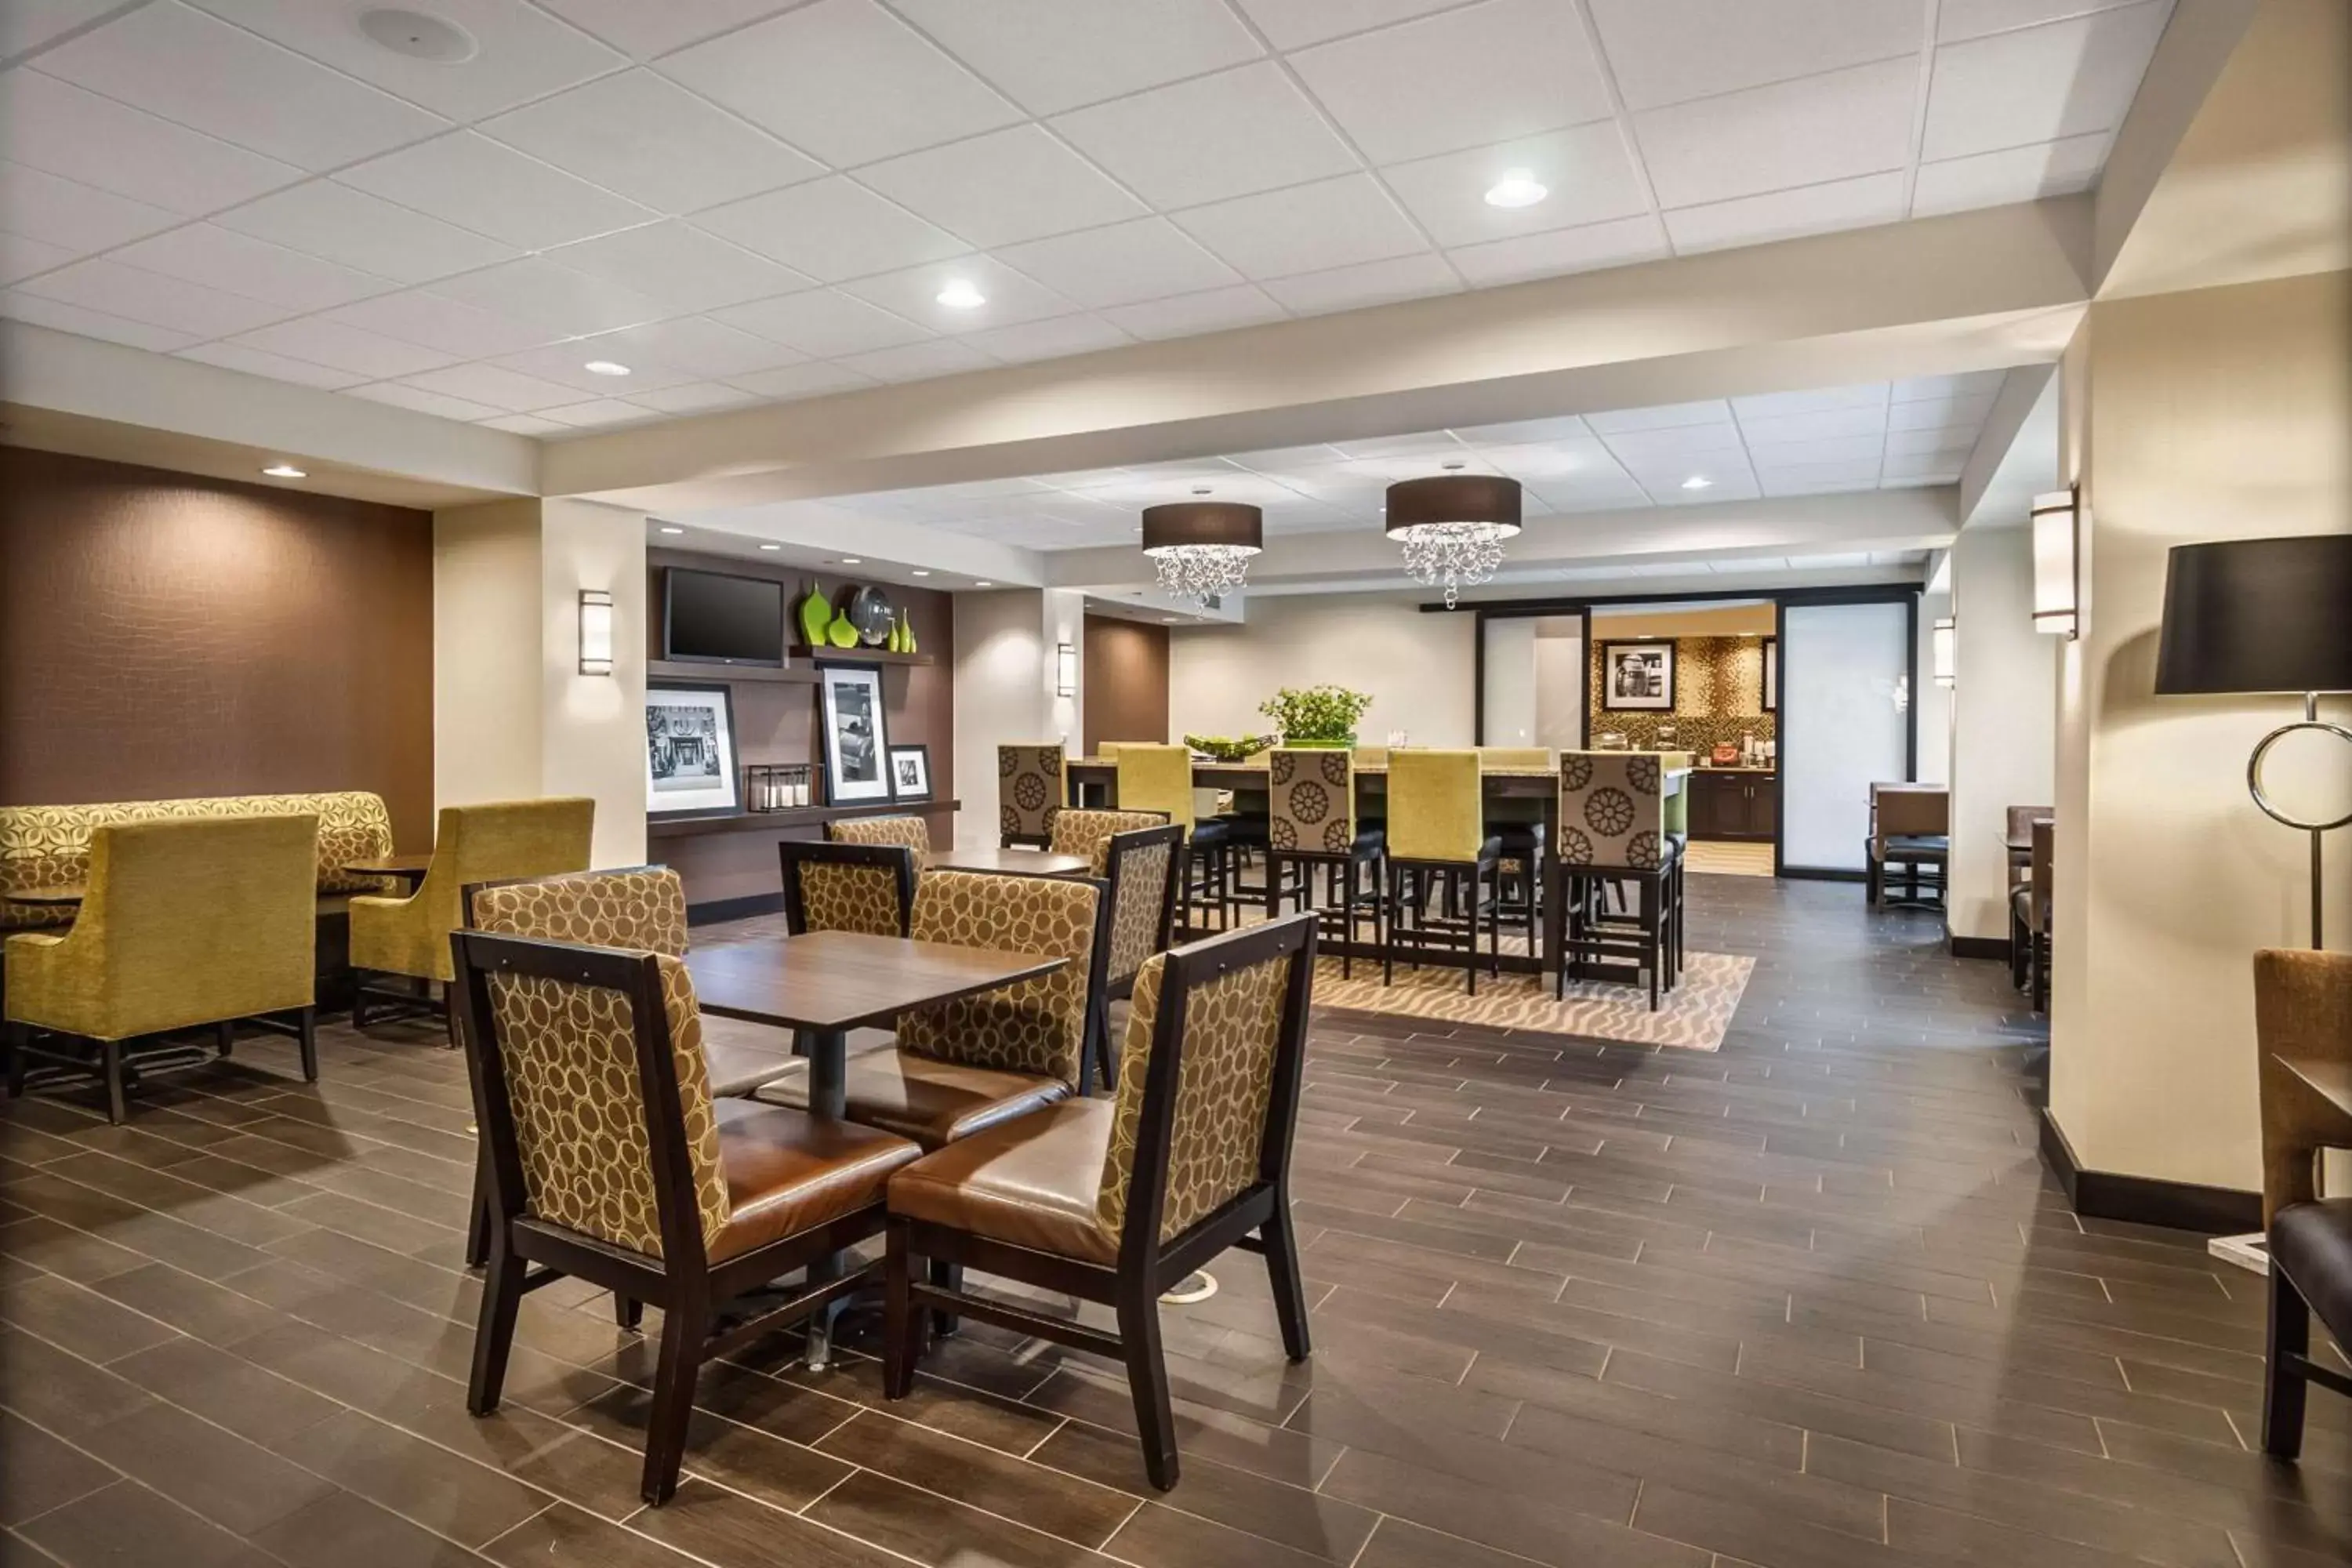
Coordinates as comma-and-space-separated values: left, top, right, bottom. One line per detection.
829, 815, 931, 852
1382, 749, 1501, 994
1050, 808, 1170, 874
5, 815, 320, 1122
1118, 742, 1236, 932
999, 744, 1067, 847
1556, 752, 1682, 1011
1351, 746, 1389, 771
348, 797, 594, 1029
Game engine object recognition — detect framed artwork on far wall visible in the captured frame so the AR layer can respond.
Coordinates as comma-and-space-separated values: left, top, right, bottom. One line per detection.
887, 742, 932, 803
1599, 640, 1677, 712
816, 662, 892, 805
1762, 637, 1778, 713
644, 682, 739, 815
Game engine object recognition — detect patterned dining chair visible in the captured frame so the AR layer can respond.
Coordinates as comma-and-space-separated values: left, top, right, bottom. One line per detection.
1049, 808, 1170, 873
881, 913, 1319, 1490
779, 839, 918, 938
1555, 751, 1682, 1011
1090, 822, 1184, 1088
1265, 747, 1383, 978
999, 744, 1068, 848
829, 815, 931, 852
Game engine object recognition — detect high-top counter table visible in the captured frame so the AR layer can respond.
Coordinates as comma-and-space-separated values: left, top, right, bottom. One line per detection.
1062, 757, 1687, 979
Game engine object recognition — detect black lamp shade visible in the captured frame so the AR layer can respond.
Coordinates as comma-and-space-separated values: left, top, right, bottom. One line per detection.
2153, 535, 2352, 695
1140, 502, 1261, 554
1384, 475, 1523, 537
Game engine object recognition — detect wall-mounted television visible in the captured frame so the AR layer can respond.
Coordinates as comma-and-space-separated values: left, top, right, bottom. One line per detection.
662, 567, 785, 667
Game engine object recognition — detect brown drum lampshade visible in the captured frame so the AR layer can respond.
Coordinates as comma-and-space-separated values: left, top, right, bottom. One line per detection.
2154, 535, 2352, 695
1141, 502, 1263, 555
1381, 475, 1523, 539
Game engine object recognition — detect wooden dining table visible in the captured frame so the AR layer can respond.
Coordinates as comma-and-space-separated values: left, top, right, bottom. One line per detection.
343, 853, 434, 891
921, 846, 1093, 878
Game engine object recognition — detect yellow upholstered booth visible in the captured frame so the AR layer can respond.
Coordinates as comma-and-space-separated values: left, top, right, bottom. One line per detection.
5, 815, 321, 1122
349, 797, 593, 1025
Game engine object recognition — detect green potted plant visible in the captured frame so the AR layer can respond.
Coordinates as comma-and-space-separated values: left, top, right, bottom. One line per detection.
1259, 684, 1373, 750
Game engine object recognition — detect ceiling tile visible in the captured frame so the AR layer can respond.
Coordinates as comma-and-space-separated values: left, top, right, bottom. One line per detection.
659, 0, 1021, 167
576, 315, 806, 379
855, 125, 1147, 249
173, 339, 366, 388
397, 362, 590, 413
1589, 0, 1925, 111
993, 218, 1238, 309
1922, 2, 2169, 161
1586, 400, 1733, 434
2, 0, 127, 59
836, 337, 996, 383
487, 343, 702, 395
339, 133, 658, 252
838, 254, 1079, 333
430, 256, 674, 337
728, 361, 882, 400
1629, 462, 1761, 503
1230, 0, 1463, 50
0, 232, 76, 283
533, 0, 800, 60
1381, 123, 1650, 246
1888, 390, 1998, 430
324, 289, 554, 357
1287, 0, 1614, 165
1636, 56, 1917, 209
1745, 434, 1887, 469
1663, 171, 1907, 253
625, 379, 767, 414
713, 289, 932, 357
227, 315, 461, 377
16, 256, 294, 336
1446, 214, 1668, 285
1884, 424, 1980, 456
345, 381, 506, 421
887, 0, 1261, 116
695, 177, 970, 284
1938, 0, 2156, 44
0, 289, 201, 350
1261, 252, 1459, 315
1450, 415, 1592, 443
185, 0, 626, 120
1531, 477, 1654, 512
535, 397, 658, 427
1731, 383, 1891, 418
960, 313, 1134, 363
1599, 423, 1747, 463
1892, 368, 2006, 402
1101, 283, 1286, 339
0, 161, 179, 253
1173, 172, 1427, 279
110, 224, 399, 312
218, 182, 521, 284
480, 69, 824, 216
1475, 438, 1621, 478
2, 70, 302, 215
1911, 131, 2108, 216
543, 222, 809, 314
38, 2, 446, 169
1735, 405, 1888, 445
1050, 62, 1360, 211
479, 412, 573, 434
1880, 448, 1969, 479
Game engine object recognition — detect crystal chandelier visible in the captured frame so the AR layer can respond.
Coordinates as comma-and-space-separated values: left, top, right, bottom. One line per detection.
1141, 502, 1263, 605
1384, 475, 1523, 607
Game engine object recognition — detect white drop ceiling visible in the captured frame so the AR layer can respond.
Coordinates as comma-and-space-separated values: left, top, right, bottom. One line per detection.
700, 372, 2005, 551
1, 0, 2169, 441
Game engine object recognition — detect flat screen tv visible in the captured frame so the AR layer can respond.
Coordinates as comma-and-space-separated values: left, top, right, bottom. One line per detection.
663, 568, 785, 667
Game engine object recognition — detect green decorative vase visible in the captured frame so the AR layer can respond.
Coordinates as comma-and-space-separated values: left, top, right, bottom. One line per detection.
1285, 735, 1355, 749
798, 583, 832, 648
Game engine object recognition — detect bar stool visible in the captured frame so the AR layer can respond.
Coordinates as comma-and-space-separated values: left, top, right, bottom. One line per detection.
1116, 744, 1233, 934
998, 744, 1066, 848
1478, 747, 1553, 958
1265, 747, 1384, 977
1381, 749, 1501, 994
1555, 751, 1682, 1011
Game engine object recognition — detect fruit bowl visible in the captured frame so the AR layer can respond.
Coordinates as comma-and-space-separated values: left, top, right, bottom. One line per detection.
1182, 734, 1279, 763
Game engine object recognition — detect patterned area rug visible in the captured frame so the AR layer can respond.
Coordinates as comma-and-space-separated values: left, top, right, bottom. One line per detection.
1312, 949, 1755, 1051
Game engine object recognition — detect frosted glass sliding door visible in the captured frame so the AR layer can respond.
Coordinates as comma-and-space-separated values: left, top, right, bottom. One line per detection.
1780, 601, 1912, 872
1482, 617, 1538, 745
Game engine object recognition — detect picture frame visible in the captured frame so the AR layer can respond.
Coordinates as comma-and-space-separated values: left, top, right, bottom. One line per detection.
887, 742, 932, 803
1762, 637, 1778, 713
1599, 640, 1677, 712
816, 662, 892, 805
644, 682, 739, 815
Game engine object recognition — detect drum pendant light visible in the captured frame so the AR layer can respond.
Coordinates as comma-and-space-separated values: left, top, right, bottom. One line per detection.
1385, 475, 1523, 607
1141, 502, 1263, 604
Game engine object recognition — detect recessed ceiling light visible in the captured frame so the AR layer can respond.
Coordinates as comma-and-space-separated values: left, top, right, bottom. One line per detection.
911, 569, 931, 576
358, 8, 477, 63
935, 279, 985, 310
974, 580, 994, 587
583, 360, 630, 376
1161, 616, 1179, 623
1483, 171, 1548, 209
837, 557, 862, 564
260, 463, 306, 479
758, 543, 781, 551
659, 524, 685, 535
1681, 476, 1713, 491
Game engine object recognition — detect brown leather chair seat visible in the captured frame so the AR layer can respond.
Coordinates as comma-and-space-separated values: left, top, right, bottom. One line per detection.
761, 1051, 1069, 1149
887, 1097, 1117, 1265
2272, 1198, 2352, 1344
707, 1100, 921, 1261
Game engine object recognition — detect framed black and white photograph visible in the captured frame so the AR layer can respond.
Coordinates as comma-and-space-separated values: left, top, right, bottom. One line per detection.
1762, 637, 1778, 713
817, 662, 891, 804
1600, 641, 1677, 712
644, 683, 739, 815
887, 743, 932, 803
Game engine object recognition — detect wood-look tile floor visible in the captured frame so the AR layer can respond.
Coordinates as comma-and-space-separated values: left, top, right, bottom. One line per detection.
4, 876, 2348, 1568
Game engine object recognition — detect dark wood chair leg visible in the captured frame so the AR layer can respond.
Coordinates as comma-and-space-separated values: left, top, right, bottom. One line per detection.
883, 1221, 916, 1399
1382, 862, 1398, 987
5, 1020, 27, 1099
296, 1006, 318, 1082
928, 1258, 962, 1337
639, 1297, 706, 1506
350, 971, 370, 1029
2263, 1263, 2310, 1458
1116, 1288, 1179, 1491
216, 1019, 236, 1058
1262, 1201, 1312, 1363
102, 1037, 127, 1125
467, 1237, 526, 1416
465, 1155, 492, 1269
614, 1294, 644, 1330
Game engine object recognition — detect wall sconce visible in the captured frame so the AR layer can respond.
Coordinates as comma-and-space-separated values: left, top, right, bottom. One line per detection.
578, 589, 614, 676
1055, 641, 1077, 699
2031, 487, 2080, 637
1932, 617, 1955, 688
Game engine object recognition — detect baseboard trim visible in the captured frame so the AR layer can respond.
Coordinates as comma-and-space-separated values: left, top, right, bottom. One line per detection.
2039, 1109, 2262, 1233
1951, 935, 2011, 962
1777, 866, 1868, 884
687, 892, 784, 927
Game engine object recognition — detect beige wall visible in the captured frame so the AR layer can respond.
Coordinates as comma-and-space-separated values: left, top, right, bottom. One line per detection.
951, 588, 1084, 849
1169, 597, 1476, 748
539, 499, 648, 870
1947, 522, 2056, 942
2049, 270, 2352, 1192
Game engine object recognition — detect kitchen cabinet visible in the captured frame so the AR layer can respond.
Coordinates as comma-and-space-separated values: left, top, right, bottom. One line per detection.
1689, 770, 1777, 842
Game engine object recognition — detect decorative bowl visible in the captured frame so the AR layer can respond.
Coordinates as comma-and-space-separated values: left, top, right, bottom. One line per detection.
1183, 734, 1279, 763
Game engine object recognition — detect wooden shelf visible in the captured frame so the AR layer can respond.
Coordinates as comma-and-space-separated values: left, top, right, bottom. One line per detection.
648, 797, 960, 841
646, 650, 935, 687
802, 648, 935, 666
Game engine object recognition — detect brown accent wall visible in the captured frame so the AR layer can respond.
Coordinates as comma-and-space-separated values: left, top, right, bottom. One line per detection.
0, 447, 435, 846
1588, 634, 1778, 755
1083, 615, 1169, 751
